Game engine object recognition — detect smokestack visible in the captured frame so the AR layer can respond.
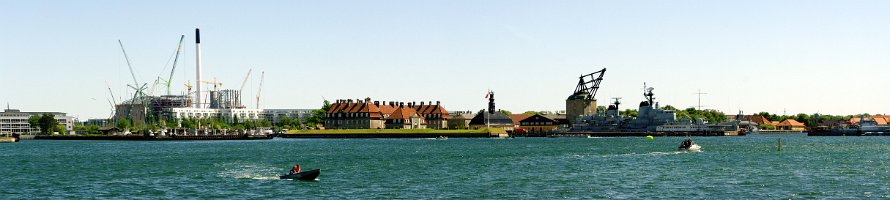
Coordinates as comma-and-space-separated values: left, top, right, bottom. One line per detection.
195, 28, 202, 108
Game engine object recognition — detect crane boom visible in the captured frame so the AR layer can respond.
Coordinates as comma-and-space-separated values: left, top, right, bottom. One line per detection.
117, 40, 139, 87
256, 71, 264, 109
106, 81, 117, 106
239, 68, 252, 93
165, 35, 185, 95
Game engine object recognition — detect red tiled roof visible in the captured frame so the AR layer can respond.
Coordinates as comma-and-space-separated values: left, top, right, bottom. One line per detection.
508, 114, 532, 125
379, 105, 397, 115
751, 115, 771, 125
326, 99, 448, 119
386, 107, 422, 120
776, 119, 806, 127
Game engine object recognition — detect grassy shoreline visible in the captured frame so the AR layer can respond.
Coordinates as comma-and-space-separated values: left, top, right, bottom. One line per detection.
285, 128, 503, 135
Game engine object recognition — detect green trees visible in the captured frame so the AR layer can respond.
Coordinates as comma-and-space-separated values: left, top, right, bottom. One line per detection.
278, 116, 302, 130
596, 106, 607, 114
620, 109, 638, 118
523, 111, 541, 115
499, 110, 512, 115
116, 118, 131, 130
73, 125, 101, 135
27, 113, 61, 134
659, 105, 726, 123
39, 113, 60, 134
305, 100, 331, 127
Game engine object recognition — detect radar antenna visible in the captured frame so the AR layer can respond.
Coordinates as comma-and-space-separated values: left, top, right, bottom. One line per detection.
643, 82, 655, 105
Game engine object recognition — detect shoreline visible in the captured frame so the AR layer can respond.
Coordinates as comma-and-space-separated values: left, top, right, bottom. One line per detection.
33, 134, 273, 141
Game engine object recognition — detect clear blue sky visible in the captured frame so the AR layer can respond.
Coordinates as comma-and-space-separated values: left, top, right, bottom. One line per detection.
2, 0, 889, 119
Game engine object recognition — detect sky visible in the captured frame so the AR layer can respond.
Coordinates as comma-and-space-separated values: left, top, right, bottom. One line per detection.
1, 0, 889, 120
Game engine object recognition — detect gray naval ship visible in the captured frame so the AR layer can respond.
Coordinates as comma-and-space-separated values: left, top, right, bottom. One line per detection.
568, 84, 741, 136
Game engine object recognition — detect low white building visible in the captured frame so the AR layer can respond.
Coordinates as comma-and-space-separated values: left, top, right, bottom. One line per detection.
164, 108, 315, 124
166, 108, 265, 122
0, 108, 74, 134
263, 109, 314, 124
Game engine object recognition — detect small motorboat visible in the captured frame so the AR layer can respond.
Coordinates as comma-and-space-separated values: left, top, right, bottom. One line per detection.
279, 169, 320, 180
436, 136, 448, 140
678, 139, 700, 151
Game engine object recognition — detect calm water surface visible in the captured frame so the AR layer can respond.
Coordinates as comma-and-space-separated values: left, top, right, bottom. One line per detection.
2, 134, 890, 199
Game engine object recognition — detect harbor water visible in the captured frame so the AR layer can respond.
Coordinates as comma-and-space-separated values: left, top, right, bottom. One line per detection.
2, 134, 890, 199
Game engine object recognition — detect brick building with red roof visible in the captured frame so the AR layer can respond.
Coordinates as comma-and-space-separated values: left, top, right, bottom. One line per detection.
324, 98, 450, 129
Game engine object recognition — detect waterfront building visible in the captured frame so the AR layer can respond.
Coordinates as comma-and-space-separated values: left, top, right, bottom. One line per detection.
447, 111, 474, 129
263, 109, 315, 124
325, 98, 389, 129
162, 107, 315, 125
165, 108, 265, 122
468, 92, 514, 131
325, 98, 449, 129
0, 108, 74, 134
542, 114, 570, 128
384, 106, 426, 129
775, 119, 806, 131
512, 114, 558, 134
412, 101, 450, 129
849, 115, 890, 125
750, 115, 774, 127
508, 114, 532, 129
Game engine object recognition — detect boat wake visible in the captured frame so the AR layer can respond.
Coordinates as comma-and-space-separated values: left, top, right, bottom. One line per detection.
647, 151, 687, 156
215, 163, 280, 180
684, 144, 702, 152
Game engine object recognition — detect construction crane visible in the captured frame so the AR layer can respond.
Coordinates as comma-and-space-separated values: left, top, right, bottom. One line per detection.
199, 78, 223, 91
184, 81, 193, 94
256, 71, 264, 109
572, 68, 607, 100
106, 81, 118, 119
118, 40, 148, 125
239, 69, 252, 94
160, 35, 185, 95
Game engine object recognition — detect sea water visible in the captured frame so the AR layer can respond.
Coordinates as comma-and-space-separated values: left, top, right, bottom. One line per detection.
1, 134, 889, 199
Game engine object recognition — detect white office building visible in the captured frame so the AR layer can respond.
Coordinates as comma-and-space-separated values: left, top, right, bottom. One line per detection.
0, 108, 74, 134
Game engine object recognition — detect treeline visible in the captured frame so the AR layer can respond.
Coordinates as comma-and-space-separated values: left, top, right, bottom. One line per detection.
755, 112, 868, 127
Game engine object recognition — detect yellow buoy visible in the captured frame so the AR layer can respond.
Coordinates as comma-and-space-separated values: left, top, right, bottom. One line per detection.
646, 135, 654, 140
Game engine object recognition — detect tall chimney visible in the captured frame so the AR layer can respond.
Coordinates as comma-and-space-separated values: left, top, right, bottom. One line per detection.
195, 28, 202, 108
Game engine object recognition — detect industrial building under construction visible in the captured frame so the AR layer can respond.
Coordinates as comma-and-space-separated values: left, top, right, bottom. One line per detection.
111, 28, 310, 129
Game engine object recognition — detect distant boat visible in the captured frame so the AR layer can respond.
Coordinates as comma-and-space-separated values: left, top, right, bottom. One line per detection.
279, 169, 320, 181
436, 136, 448, 140
0, 133, 19, 143
678, 139, 701, 151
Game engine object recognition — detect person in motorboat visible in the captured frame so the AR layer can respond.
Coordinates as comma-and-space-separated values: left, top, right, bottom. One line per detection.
679, 139, 694, 150
290, 164, 301, 175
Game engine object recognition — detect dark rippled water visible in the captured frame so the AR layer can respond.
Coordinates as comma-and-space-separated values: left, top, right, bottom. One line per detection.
2, 134, 890, 199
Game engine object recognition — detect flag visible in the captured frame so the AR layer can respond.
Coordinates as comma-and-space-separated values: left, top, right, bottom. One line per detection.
485, 90, 490, 99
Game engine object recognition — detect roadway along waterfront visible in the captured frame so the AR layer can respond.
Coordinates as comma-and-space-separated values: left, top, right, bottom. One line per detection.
1, 133, 887, 198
